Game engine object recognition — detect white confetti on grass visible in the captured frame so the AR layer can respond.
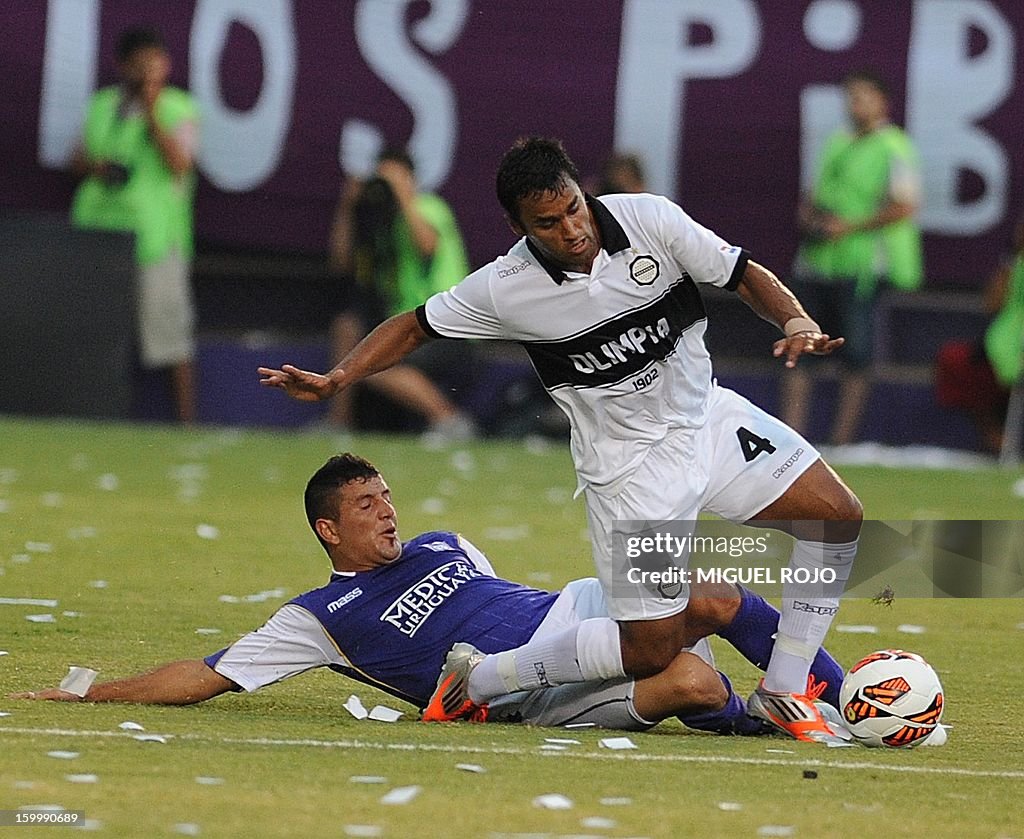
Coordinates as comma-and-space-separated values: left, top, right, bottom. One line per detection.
194, 628, 222, 636
59, 667, 98, 698
897, 624, 927, 634
195, 524, 220, 540
0, 499, 9, 513
0, 597, 58, 607
581, 816, 617, 829
532, 793, 573, 810
599, 797, 632, 806
544, 738, 580, 745
349, 776, 388, 784
834, 624, 878, 634
89, 580, 108, 589
717, 801, 743, 811
455, 763, 485, 774
757, 827, 795, 837
482, 525, 531, 541
343, 826, 382, 838
26, 614, 56, 623
41, 492, 63, 508
379, 785, 421, 805
96, 474, 119, 491
195, 777, 225, 786
0, 650, 8, 656
68, 527, 98, 539
0, 712, 12, 718
47, 751, 80, 760
11, 554, 31, 564
25, 542, 53, 553
118, 722, 145, 731
343, 695, 369, 720
65, 774, 98, 784
73, 818, 103, 831
420, 498, 445, 515
133, 734, 167, 744
598, 737, 637, 750
173, 823, 201, 836
367, 705, 403, 722
539, 744, 568, 751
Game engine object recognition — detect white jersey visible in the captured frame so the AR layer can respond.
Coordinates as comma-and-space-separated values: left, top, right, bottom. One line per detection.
419, 193, 748, 491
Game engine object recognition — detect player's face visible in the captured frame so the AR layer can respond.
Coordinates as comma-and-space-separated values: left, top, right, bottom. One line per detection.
335, 476, 402, 569
511, 177, 601, 274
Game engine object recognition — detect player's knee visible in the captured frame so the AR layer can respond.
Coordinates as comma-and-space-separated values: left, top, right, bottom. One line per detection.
682, 582, 741, 638
668, 657, 727, 714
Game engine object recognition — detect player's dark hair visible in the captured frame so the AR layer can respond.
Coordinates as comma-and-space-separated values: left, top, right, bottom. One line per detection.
304, 454, 380, 553
843, 69, 889, 98
115, 27, 166, 63
496, 137, 581, 224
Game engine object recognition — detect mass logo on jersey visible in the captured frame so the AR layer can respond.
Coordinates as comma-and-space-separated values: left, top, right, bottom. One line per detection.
629, 255, 660, 286
379, 560, 483, 637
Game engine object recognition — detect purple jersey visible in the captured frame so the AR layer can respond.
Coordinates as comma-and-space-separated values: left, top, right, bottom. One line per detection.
206, 531, 558, 707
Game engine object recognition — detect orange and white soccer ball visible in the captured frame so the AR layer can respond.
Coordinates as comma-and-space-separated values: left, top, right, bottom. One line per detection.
839, 649, 944, 748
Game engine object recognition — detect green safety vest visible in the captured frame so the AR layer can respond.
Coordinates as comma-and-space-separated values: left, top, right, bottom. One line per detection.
801, 124, 923, 297
71, 85, 198, 266
390, 193, 469, 316
985, 256, 1024, 387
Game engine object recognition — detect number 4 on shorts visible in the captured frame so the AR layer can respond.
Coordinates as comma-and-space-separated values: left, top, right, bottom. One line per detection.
736, 426, 776, 462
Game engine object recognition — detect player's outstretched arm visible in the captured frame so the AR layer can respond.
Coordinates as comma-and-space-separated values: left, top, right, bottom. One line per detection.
258, 310, 432, 401
9, 660, 235, 705
735, 261, 844, 368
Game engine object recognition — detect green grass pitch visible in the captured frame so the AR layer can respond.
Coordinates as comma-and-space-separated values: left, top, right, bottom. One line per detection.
1, 416, 1022, 837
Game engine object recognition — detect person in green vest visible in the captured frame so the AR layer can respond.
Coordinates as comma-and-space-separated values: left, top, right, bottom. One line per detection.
784, 70, 923, 446
326, 148, 476, 440
936, 216, 1024, 453
70, 27, 199, 424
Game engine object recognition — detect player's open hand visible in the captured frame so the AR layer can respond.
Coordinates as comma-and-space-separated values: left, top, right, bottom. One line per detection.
772, 332, 845, 369
8, 688, 82, 702
257, 364, 339, 402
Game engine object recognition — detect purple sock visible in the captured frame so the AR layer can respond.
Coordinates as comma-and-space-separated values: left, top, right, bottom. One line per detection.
678, 672, 767, 736
717, 585, 844, 708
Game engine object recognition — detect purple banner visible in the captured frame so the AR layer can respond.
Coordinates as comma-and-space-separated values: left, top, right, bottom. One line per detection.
2, 1, 1021, 286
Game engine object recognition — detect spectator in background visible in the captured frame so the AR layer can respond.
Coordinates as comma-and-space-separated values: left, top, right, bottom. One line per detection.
784, 70, 923, 446
936, 216, 1024, 454
327, 149, 476, 440
70, 27, 199, 424
592, 152, 647, 196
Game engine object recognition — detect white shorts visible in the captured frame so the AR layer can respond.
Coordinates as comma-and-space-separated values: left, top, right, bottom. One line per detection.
137, 250, 195, 367
487, 578, 715, 730
584, 384, 819, 621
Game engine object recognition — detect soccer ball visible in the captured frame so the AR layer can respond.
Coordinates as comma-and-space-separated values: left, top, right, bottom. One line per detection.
839, 649, 944, 748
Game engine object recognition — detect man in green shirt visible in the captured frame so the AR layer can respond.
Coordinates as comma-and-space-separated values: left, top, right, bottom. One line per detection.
327, 149, 475, 439
70, 27, 199, 423
785, 70, 923, 445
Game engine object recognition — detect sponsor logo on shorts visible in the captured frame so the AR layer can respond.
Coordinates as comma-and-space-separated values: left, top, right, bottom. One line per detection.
533, 662, 550, 687
497, 260, 531, 278
792, 600, 838, 615
326, 587, 363, 613
380, 560, 482, 637
772, 447, 805, 479
629, 255, 660, 286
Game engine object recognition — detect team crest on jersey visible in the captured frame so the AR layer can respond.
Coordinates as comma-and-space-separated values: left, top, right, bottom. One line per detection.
629, 255, 660, 286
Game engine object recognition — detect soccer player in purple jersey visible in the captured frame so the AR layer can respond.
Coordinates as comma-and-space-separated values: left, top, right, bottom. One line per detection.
12, 454, 845, 738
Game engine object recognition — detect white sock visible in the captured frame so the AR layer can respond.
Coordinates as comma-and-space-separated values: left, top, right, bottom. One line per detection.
467, 618, 624, 704
764, 538, 857, 694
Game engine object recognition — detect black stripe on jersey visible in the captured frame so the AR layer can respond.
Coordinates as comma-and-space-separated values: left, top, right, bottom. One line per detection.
520, 276, 707, 390
724, 248, 751, 291
415, 304, 444, 339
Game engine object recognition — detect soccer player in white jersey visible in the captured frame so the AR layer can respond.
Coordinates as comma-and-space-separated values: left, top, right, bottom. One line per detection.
258, 139, 863, 744
11, 454, 848, 739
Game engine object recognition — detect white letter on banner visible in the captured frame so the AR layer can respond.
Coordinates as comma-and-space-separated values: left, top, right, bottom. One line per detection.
342, 0, 468, 188
38, 0, 100, 167
190, 0, 297, 191
615, 0, 760, 196
907, 0, 1013, 235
